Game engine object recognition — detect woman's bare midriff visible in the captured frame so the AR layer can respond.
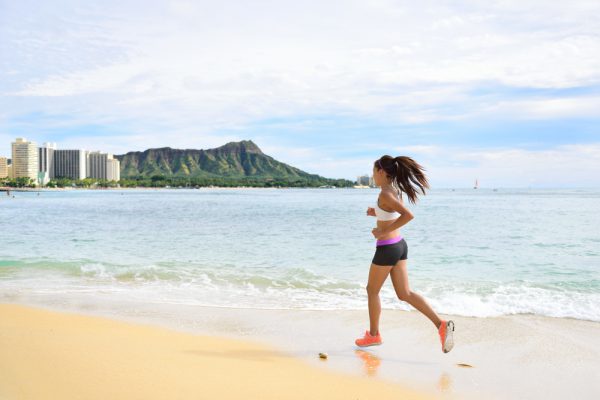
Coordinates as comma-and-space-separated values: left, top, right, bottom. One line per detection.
376, 220, 401, 241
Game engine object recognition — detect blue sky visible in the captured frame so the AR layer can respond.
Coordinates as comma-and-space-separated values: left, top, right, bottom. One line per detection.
1, 0, 599, 187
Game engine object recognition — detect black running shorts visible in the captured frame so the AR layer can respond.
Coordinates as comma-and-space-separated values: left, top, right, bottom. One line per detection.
372, 238, 408, 266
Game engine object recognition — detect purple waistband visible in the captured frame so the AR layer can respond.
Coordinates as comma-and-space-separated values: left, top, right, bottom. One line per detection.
376, 236, 403, 246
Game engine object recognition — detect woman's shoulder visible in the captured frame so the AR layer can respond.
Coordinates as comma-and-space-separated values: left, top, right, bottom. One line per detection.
379, 188, 400, 198
378, 188, 401, 206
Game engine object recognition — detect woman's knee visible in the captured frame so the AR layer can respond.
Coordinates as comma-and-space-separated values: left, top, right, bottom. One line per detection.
397, 290, 411, 302
366, 284, 380, 296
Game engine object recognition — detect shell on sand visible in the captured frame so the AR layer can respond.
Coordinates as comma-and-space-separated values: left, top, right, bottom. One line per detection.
318, 352, 328, 359
456, 363, 473, 368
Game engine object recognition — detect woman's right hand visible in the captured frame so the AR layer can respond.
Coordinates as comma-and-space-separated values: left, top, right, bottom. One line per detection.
366, 207, 375, 217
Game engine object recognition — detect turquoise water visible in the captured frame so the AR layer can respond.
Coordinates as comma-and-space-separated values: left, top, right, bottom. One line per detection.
1, 188, 599, 321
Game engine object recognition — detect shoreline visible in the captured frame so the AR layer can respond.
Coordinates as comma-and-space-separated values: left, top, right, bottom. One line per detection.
2, 298, 599, 399
0, 186, 358, 192
4, 186, 597, 192
0, 303, 430, 400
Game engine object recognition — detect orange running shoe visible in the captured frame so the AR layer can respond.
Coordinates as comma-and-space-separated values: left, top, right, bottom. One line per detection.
355, 330, 382, 347
438, 320, 455, 353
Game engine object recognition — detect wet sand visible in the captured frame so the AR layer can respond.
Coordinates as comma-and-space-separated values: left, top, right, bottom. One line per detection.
2, 297, 599, 399
0, 303, 430, 400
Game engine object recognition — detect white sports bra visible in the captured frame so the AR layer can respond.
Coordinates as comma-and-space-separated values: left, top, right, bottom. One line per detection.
374, 191, 401, 221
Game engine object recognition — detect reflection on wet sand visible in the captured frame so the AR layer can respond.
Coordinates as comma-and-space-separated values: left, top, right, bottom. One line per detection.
437, 372, 452, 394
354, 350, 455, 396
355, 349, 381, 376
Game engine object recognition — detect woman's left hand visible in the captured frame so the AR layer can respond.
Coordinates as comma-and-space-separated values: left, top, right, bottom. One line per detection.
371, 227, 386, 239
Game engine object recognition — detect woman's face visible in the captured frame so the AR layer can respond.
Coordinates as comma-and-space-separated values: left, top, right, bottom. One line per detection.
372, 164, 387, 187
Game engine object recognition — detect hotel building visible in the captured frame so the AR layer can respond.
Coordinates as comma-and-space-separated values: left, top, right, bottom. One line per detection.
38, 142, 57, 185
11, 138, 39, 184
87, 151, 109, 180
107, 156, 120, 182
356, 175, 371, 186
87, 152, 121, 181
0, 157, 7, 178
53, 149, 87, 180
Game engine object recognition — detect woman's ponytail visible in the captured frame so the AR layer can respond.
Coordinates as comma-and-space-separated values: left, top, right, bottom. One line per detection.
374, 155, 429, 204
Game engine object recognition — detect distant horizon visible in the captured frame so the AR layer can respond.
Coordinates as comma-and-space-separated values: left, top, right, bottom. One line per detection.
3, 136, 600, 188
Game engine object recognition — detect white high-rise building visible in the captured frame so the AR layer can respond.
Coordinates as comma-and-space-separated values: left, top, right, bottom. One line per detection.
107, 156, 120, 182
38, 142, 57, 185
87, 151, 108, 180
87, 152, 120, 181
54, 149, 87, 180
0, 157, 7, 178
357, 175, 370, 186
11, 138, 39, 184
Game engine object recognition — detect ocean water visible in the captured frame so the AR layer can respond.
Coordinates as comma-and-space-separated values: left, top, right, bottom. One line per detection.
1, 188, 599, 321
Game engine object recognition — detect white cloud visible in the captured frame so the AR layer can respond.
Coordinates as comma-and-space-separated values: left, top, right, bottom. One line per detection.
483, 96, 600, 119
3, 0, 600, 132
392, 143, 600, 187
14, 63, 146, 97
257, 142, 600, 187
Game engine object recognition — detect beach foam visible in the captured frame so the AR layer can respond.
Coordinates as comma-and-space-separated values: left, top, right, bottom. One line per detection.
2, 259, 599, 321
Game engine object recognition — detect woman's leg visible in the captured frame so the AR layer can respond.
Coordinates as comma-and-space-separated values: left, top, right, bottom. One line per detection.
390, 260, 442, 328
366, 263, 393, 336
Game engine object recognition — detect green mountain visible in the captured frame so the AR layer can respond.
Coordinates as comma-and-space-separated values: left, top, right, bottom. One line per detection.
114, 140, 350, 186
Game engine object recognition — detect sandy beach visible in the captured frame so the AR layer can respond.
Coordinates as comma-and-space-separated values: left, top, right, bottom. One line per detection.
0, 303, 430, 400
2, 299, 599, 400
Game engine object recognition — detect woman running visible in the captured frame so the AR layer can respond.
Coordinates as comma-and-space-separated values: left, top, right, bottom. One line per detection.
355, 155, 454, 353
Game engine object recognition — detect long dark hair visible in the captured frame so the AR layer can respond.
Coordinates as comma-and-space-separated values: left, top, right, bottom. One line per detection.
375, 155, 429, 204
